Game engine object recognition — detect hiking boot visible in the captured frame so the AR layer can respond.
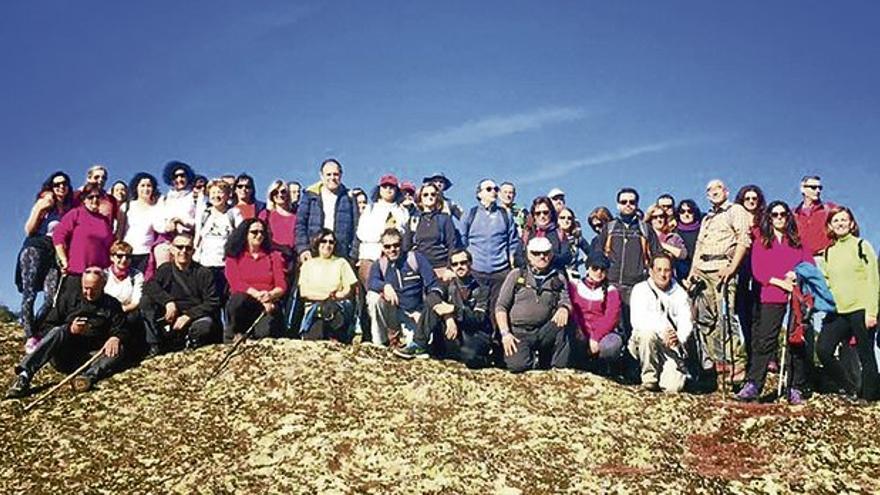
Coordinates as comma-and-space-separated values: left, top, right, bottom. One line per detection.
767, 359, 779, 374
71, 374, 94, 393
24, 336, 41, 354
640, 381, 660, 393
394, 342, 428, 360
145, 344, 161, 360
5, 374, 31, 399
843, 393, 869, 407
734, 381, 760, 402
787, 388, 805, 406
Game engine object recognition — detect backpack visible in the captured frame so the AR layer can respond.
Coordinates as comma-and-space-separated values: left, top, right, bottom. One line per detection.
823, 238, 869, 264
410, 213, 450, 247
512, 267, 564, 306
464, 205, 511, 243
378, 251, 421, 276
603, 218, 651, 267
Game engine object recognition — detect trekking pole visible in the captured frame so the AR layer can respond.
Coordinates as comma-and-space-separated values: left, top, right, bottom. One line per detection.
719, 280, 733, 397
23, 350, 104, 413
52, 273, 68, 308
203, 311, 267, 387
777, 295, 793, 400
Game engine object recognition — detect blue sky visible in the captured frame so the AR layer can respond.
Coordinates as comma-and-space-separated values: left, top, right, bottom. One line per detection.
1, 1, 879, 307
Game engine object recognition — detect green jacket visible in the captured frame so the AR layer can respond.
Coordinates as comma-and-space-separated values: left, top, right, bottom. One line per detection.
819, 234, 879, 319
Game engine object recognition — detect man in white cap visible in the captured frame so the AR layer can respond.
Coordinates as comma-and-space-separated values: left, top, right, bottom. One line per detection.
495, 236, 572, 372
548, 187, 566, 213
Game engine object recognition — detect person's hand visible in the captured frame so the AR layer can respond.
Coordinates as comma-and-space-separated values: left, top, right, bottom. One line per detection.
101, 336, 121, 358
172, 314, 191, 331
164, 302, 178, 323
70, 316, 89, 335
778, 279, 794, 293
719, 264, 736, 283
58, 257, 69, 275
589, 339, 600, 355
383, 284, 399, 306
785, 271, 797, 283
662, 328, 679, 349
866, 314, 877, 329
552, 307, 569, 327
299, 251, 313, 263
36, 193, 55, 211
256, 291, 272, 304
444, 319, 459, 341
262, 301, 277, 313
502, 332, 519, 357
433, 301, 455, 316
440, 269, 455, 282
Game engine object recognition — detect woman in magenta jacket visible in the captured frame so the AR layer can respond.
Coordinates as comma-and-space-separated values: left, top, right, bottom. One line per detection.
567, 253, 623, 371
53, 183, 114, 277
736, 200, 813, 404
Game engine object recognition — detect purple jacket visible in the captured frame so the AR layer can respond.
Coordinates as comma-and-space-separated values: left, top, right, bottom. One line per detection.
751, 235, 814, 304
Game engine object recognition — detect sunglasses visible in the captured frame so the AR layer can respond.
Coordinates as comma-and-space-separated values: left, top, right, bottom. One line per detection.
591, 223, 603, 231
618, 199, 637, 206
111, 253, 131, 259
744, 195, 759, 201
558, 215, 573, 221
659, 203, 673, 209
380, 184, 397, 189
248, 229, 265, 235
84, 194, 101, 200
320, 239, 336, 245
173, 244, 194, 252
52, 180, 68, 187
529, 251, 551, 257
450, 260, 469, 268
236, 184, 252, 189
483, 186, 499, 192
804, 184, 823, 191
534, 210, 551, 217
421, 192, 437, 198
383, 242, 401, 249
770, 211, 788, 219
679, 208, 693, 214
651, 215, 666, 220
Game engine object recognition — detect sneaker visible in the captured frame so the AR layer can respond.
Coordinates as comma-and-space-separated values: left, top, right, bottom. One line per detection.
787, 388, 805, 406
71, 374, 93, 393
24, 337, 41, 354
393, 342, 428, 360
843, 393, 869, 407
767, 360, 779, 374
734, 381, 760, 402
640, 381, 661, 393
5, 374, 31, 399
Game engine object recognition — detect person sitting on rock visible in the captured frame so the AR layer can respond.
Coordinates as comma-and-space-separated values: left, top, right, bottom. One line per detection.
367, 228, 442, 347
6, 268, 126, 398
628, 253, 694, 393
298, 229, 358, 342
394, 248, 493, 368
141, 232, 221, 356
495, 236, 572, 373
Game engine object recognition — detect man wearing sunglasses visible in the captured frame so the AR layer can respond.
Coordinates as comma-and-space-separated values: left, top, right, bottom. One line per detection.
794, 175, 837, 256
495, 237, 572, 372
367, 229, 442, 348
141, 233, 220, 357
394, 249, 492, 368
6, 268, 126, 398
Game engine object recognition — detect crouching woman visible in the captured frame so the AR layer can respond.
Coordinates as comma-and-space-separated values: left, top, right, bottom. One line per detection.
297, 229, 358, 342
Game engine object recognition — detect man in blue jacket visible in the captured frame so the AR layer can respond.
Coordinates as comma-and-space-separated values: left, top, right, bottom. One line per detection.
367, 228, 442, 347
296, 158, 359, 262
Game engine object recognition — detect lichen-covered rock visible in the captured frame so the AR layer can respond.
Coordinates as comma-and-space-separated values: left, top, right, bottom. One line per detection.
0, 324, 878, 494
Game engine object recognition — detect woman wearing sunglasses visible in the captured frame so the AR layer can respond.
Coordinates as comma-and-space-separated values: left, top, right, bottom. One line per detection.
53, 182, 114, 278
103, 240, 145, 353
673, 199, 702, 282
298, 229, 358, 341
407, 182, 458, 279
224, 218, 288, 342
645, 203, 687, 278
152, 161, 197, 274
521, 196, 572, 271
16, 171, 74, 353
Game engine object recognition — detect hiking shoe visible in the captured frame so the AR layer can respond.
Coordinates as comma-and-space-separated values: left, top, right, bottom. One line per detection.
787, 388, 805, 406
24, 336, 41, 354
145, 344, 161, 359
640, 381, 661, 393
393, 342, 428, 360
71, 374, 94, 393
843, 393, 869, 407
5, 374, 31, 399
767, 360, 779, 374
734, 381, 760, 402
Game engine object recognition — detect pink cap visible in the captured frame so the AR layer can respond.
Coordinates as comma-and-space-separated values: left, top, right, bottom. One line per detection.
378, 174, 399, 187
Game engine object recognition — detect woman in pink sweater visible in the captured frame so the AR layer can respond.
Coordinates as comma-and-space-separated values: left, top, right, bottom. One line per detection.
53, 183, 114, 276
568, 253, 623, 371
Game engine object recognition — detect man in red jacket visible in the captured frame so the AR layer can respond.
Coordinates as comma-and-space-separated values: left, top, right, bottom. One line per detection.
794, 175, 837, 256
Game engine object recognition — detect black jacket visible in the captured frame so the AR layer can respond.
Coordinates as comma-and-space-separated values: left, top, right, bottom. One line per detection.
442, 276, 491, 333
142, 262, 220, 321
44, 289, 126, 341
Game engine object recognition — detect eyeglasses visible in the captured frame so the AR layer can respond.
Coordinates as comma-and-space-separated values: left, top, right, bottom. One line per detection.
804, 184, 823, 191
52, 180, 68, 187
744, 195, 759, 202
534, 210, 551, 217
450, 260, 469, 268
558, 215, 573, 221
111, 253, 131, 259
84, 194, 101, 200
173, 172, 187, 179
173, 244, 194, 252
383, 242, 401, 249
770, 211, 788, 219
320, 239, 336, 245
272, 189, 289, 196
248, 229, 265, 236
650, 215, 666, 221
679, 208, 693, 214
618, 199, 637, 206
236, 184, 252, 190
483, 186, 499, 192
421, 192, 437, 198
529, 251, 551, 257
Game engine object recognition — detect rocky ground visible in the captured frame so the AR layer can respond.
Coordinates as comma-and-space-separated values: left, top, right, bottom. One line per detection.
0, 322, 879, 494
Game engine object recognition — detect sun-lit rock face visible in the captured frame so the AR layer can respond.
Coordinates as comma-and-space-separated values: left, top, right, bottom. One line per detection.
1, 323, 878, 493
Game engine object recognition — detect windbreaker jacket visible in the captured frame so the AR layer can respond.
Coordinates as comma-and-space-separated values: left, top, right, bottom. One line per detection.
295, 182, 359, 259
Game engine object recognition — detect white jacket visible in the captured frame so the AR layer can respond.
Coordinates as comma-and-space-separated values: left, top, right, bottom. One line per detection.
356, 201, 409, 261
630, 278, 693, 344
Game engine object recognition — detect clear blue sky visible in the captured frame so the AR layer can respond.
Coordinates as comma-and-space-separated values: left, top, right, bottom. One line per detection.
1, 1, 879, 308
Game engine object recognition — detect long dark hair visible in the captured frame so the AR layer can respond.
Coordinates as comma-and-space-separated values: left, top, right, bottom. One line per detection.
530, 196, 558, 226
162, 160, 194, 187
225, 218, 272, 258
129, 172, 160, 202
759, 200, 801, 249
370, 184, 402, 204
38, 170, 74, 212
735, 184, 766, 225
676, 199, 703, 224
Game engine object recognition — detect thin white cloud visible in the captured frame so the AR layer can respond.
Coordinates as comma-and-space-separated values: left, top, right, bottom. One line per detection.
517, 139, 699, 185
406, 107, 586, 150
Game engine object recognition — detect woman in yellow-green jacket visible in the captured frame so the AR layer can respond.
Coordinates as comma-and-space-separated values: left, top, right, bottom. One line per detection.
817, 206, 879, 403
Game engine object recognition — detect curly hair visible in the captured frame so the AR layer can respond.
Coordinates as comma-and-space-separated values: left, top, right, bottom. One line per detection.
128, 172, 159, 202
735, 184, 767, 226
587, 206, 613, 230
676, 199, 703, 224
645, 203, 676, 234
162, 160, 194, 187
224, 218, 272, 258
758, 201, 801, 249
37, 171, 74, 211
309, 228, 337, 258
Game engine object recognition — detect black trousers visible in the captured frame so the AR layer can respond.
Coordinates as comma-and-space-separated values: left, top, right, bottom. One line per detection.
16, 324, 124, 381
142, 303, 219, 349
817, 310, 879, 399
504, 320, 571, 373
747, 303, 806, 390
414, 293, 492, 369
224, 292, 283, 343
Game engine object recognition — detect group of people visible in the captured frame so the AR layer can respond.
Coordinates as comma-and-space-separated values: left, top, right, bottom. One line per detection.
7, 159, 879, 406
